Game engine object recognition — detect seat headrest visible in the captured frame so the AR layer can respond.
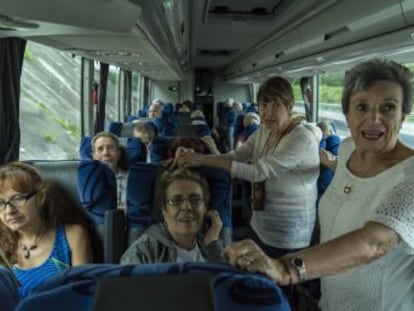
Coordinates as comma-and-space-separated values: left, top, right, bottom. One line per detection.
77, 160, 117, 224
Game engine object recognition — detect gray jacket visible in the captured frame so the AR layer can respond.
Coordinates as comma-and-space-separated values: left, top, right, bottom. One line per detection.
120, 223, 224, 265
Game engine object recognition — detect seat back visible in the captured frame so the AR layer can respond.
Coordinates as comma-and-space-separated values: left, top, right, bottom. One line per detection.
126, 163, 233, 246
176, 124, 210, 137
149, 136, 175, 163
108, 122, 135, 137
0, 267, 20, 311
16, 263, 291, 311
27, 160, 120, 263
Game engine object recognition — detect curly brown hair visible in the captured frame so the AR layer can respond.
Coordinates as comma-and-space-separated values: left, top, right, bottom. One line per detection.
0, 162, 89, 265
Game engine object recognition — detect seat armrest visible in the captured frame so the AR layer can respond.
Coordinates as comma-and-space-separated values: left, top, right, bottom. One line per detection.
103, 209, 126, 264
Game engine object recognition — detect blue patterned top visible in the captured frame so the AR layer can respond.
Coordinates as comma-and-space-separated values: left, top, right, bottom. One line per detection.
13, 225, 71, 298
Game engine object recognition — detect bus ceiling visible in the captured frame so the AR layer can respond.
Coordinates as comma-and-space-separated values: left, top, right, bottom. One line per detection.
0, 0, 414, 82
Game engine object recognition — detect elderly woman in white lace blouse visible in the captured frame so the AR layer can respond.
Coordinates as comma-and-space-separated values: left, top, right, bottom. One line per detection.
224, 58, 414, 311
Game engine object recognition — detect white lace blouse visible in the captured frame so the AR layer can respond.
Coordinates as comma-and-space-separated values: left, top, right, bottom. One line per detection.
319, 138, 414, 311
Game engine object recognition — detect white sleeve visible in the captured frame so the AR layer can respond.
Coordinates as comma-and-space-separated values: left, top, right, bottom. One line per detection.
368, 178, 414, 251
231, 128, 319, 182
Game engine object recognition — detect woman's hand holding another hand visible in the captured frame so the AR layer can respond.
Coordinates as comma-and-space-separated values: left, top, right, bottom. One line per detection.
223, 239, 290, 285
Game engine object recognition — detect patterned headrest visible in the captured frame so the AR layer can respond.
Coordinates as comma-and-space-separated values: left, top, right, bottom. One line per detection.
77, 160, 117, 224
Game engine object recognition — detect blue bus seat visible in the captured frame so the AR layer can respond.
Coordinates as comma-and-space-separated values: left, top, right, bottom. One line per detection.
149, 136, 175, 163
126, 163, 233, 246
175, 124, 211, 138
108, 122, 135, 137
79, 136, 146, 166
27, 160, 122, 263
0, 267, 20, 311
16, 263, 291, 311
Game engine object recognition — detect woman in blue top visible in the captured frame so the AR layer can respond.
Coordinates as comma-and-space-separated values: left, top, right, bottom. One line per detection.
0, 162, 92, 298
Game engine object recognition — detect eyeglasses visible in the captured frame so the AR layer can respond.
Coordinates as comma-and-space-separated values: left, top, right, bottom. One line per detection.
0, 191, 38, 212
166, 195, 205, 208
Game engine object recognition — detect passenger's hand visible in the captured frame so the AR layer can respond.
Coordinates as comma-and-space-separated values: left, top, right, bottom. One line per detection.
200, 136, 220, 155
203, 210, 223, 245
223, 239, 288, 284
319, 148, 337, 169
168, 147, 193, 169
174, 150, 205, 168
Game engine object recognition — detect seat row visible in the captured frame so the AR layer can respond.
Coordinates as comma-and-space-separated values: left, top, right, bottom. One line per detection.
23, 159, 233, 264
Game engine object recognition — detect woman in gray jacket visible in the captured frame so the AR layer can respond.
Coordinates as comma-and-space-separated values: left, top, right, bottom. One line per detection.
120, 168, 223, 264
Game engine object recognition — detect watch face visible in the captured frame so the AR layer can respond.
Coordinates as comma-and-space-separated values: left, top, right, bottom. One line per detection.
293, 257, 303, 267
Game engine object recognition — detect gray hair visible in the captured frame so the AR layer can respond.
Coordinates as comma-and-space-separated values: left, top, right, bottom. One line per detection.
91, 131, 120, 151
341, 58, 413, 116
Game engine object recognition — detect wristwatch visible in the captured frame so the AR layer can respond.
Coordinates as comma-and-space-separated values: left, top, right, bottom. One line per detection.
290, 257, 307, 282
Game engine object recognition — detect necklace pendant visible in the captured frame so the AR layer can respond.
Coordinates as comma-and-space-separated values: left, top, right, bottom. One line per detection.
344, 185, 352, 194
22, 245, 37, 260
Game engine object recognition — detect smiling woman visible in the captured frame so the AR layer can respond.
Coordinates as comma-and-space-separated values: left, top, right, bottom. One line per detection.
224, 59, 414, 311
120, 168, 223, 265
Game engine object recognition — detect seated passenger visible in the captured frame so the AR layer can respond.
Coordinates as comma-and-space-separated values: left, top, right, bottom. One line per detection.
91, 131, 128, 211
148, 103, 163, 120
190, 109, 207, 125
317, 120, 341, 196
0, 162, 92, 298
120, 168, 223, 264
179, 99, 192, 112
133, 121, 157, 162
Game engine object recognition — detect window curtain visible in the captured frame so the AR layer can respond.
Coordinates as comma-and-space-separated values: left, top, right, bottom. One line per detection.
300, 77, 313, 122
123, 70, 132, 120
94, 62, 109, 134
0, 38, 26, 164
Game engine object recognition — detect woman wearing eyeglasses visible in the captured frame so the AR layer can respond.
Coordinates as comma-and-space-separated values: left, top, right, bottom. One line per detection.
0, 162, 92, 298
120, 168, 223, 264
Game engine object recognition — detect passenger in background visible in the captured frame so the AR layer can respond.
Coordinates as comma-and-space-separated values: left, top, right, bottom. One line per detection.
317, 120, 341, 198
133, 121, 157, 163
235, 112, 261, 148
0, 162, 92, 298
120, 168, 223, 264
172, 77, 320, 257
224, 59, 414, 311
179, 99, 193, 112
148, 103, 163, 120
190, 109, 207, 125
91, 131, 128, 211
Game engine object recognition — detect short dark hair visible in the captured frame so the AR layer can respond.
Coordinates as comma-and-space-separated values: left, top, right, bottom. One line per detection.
342, 58, 413, 116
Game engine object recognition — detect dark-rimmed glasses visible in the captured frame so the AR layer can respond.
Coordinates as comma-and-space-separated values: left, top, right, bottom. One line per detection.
0, 191, 38, 212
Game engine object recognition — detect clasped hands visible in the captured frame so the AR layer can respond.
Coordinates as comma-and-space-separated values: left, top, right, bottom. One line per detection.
164, 146, 205, 169
223, 239, 292, 285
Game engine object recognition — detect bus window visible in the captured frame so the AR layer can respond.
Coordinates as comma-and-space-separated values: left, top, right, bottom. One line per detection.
318, 71, 349, 138
20, 42, 81, 160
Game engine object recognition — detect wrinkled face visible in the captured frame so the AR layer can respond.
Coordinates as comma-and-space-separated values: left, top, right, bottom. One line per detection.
346, 80, 404, 154
258, 99, 290, 132
92, 136, 121, 172
162, 179, 206, 240
148, 106, 162, 119
0, 187, 41, 232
